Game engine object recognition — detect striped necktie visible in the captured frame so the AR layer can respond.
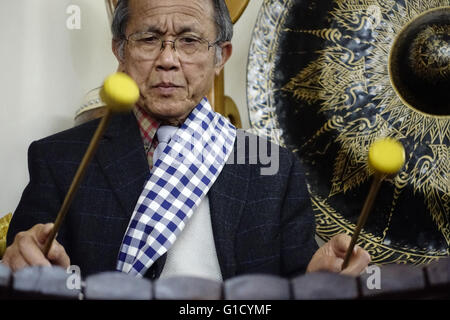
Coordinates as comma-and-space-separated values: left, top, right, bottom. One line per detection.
153, 125, 178, 167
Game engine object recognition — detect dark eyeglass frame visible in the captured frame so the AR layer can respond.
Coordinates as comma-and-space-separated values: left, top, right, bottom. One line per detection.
125, 31, 219, 54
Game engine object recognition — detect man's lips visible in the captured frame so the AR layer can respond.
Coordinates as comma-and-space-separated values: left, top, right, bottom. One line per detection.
152, 83, 183, 95
152, 83, 182, 88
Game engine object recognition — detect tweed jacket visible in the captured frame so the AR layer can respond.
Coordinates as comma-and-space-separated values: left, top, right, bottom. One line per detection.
7, 111, 318, 280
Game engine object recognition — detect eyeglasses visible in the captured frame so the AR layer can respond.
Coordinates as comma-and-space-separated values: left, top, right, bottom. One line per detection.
125, 31, 218, 61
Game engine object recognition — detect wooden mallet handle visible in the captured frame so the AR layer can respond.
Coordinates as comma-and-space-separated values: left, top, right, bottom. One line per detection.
341, 138, 405, 270
43, 73, 139, 256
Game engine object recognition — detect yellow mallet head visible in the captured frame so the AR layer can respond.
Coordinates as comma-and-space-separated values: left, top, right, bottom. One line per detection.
100, 72, 140, 112
368, 138, 405, 175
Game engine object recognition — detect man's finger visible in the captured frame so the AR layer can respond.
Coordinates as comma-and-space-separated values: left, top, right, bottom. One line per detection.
332, 257, 344, 273
340, 247, 371, 276
35, 223, 54, 245
315, 255, 344, 273
47, 241, 70, 268
331, 234, 352, 256
17, 232, 51, 267
5, 254, 29, 272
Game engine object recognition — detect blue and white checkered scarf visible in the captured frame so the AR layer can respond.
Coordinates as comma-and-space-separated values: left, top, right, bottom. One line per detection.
116, 98, 236, 277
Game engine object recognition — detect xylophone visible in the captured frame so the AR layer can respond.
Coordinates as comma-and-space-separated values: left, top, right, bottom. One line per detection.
0, 258, 448, 300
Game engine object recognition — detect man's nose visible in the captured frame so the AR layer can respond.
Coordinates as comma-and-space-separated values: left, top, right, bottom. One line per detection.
155, 42, 180, 71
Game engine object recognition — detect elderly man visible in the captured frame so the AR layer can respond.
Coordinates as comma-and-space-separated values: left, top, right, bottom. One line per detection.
3, 0, 370, 281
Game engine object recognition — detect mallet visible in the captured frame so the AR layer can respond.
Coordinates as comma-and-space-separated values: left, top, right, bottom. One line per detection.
43, 72, 140, 256
341, 138, 405, 270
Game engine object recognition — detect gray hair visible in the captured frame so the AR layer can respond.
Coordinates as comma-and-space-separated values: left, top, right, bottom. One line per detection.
111, 0, 233, 63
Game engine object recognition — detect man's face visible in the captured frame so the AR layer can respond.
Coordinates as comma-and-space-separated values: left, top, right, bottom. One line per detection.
114, 0, 231, 125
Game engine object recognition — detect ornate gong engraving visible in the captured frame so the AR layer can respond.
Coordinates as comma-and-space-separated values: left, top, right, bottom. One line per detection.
247, 0, 450, 265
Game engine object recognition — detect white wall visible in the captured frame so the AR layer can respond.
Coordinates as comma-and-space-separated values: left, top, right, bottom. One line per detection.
225, 0, 263, 130
0, 0, 262, 216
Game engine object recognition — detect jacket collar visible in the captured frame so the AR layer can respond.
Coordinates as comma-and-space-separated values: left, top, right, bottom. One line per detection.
95, 111, 150, 217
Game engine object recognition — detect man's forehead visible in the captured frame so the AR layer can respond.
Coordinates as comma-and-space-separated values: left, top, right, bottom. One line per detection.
127, 0, 215, 33
128, 0, 214, 17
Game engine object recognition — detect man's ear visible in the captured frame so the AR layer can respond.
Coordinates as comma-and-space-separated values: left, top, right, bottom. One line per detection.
214, 42, 232, 76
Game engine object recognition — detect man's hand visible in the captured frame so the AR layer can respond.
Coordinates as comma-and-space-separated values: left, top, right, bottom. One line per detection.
307, 234, 371, 276
2, 223, 70, 272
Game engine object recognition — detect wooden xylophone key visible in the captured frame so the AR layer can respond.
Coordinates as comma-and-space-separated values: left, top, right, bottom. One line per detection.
154, 276, 223, 300
358, 263, 426, 299
11, 266, 81, 300
224, 274, 290, 300
424, 257, 450, 298
0, 263, 11, 299
291, 272, 359, 300
84, 272, 152, 300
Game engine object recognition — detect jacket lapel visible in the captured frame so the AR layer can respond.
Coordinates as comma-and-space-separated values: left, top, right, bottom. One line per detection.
95, 112, 150, 218
208, 147, 250, 280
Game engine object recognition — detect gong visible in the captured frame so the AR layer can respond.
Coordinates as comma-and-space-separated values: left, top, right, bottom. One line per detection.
247, 0, 450, 265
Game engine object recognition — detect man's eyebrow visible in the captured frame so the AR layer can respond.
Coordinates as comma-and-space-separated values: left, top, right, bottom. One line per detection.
177, 27, 198, 34
144, 26, 200, 35
145, 26, 164, 35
